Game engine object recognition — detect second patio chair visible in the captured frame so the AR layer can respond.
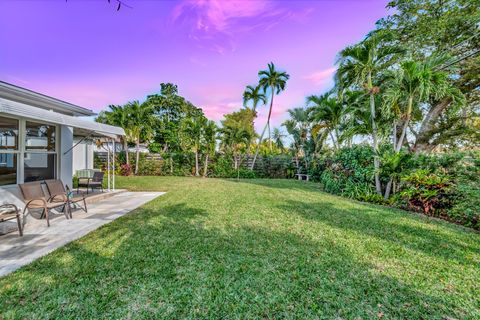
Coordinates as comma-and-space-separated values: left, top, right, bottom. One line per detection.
19, 181, 70, 227
77, 171, 104, 194
45, 179, 88, 218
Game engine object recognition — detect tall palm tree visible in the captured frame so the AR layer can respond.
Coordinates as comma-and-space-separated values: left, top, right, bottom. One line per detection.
126, 100, 155, 175
251, 62, 290, 169
96, 104, 134, 166
336, 33, 401, 194
243, 84, 267, 113
202, 120, 217, 177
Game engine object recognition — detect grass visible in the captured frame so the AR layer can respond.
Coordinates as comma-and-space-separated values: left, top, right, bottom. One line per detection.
1, 177, 479, 319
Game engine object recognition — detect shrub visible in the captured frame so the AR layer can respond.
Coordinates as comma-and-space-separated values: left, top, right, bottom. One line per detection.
119, 163, 132, 176
398, 170, 456, 215
138, 159, 163, 176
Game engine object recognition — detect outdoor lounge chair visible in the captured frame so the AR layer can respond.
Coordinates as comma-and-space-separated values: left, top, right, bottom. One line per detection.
45, 179, 87, 218
77, 171, 104, 194
0, 204, 23, 236
19, 181, 70, 227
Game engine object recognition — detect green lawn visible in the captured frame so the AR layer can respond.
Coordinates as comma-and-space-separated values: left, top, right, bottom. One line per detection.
1, 177, 479, 319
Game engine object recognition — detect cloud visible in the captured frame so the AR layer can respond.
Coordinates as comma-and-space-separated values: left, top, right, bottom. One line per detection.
171, 0, 313, 54
304, 67, 336, 86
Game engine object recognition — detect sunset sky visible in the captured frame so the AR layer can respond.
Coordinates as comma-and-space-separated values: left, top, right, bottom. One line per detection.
0, 0, 389, 130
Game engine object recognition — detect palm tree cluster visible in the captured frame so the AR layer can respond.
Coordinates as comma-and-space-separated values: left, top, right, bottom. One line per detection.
283, 30, 470, 199
242, 62, 290, 169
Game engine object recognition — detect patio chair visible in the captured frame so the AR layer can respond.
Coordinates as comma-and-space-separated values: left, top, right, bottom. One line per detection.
77, 171, 104, 194
45, 179, 88, 218
19, 181, 70, 227
0, 204, 23, 236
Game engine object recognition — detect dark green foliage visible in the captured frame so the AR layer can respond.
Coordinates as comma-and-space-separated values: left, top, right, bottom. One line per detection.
309, 145, 377, 200
398, 170, 456, 215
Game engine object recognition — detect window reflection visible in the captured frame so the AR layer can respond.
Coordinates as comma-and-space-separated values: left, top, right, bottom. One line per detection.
24, 153, 56, 182
25, 122, 56, 151
0, 117, 19, 150
0, 153, 17, 185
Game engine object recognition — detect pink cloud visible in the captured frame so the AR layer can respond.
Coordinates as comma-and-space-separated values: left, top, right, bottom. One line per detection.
171, 0, 313, 53
304, 67, 336, 85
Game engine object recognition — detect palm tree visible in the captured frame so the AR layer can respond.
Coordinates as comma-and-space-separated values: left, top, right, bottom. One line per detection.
220, 125, 252, 170
125, 100, 155, 175
307, 94, 344, 149
283, 108, 310, 172
202, 120, 217, 177
381, 55, 464, 199
251, 62, 290, 169
243, 84, 267, 113
180, 116, 207, 176
272, 127, 286, 150
96, 104, 134, 166
336, 33, 401, 194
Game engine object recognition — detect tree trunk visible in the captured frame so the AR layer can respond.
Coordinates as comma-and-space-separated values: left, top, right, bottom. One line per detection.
135, 138, 140, 175
384, 178, 393, 200
329, 131, 338, 150
195, 149, 199, 176
370, 97, 382, 195
395, 96, 413, 152
251, 122, 268, 170
203, 154, 209, 177
123, 140, 129, 166
412, 98, 451, 153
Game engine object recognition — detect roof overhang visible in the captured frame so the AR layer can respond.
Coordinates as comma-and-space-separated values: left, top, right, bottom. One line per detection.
0, 81, 96, 117
0, 97, 124, 138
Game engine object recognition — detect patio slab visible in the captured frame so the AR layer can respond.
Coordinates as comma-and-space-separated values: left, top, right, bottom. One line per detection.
0, 191, 164, 277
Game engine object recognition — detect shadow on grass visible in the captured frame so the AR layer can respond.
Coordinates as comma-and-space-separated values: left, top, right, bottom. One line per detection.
277, 199, 480, 265
0, 203, 472, 319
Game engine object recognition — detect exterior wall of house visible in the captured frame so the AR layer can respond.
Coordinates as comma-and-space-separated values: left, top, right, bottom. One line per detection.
60, 126, 74, 189
72, 138, 94, 176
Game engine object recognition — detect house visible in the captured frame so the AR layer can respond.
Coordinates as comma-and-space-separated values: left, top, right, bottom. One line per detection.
0, 81, 124, 206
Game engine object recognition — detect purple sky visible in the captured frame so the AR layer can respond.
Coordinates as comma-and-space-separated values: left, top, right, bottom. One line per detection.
0, 0, 389, 130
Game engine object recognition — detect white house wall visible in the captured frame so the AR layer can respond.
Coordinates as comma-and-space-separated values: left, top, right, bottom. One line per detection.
72, 138, 94, 175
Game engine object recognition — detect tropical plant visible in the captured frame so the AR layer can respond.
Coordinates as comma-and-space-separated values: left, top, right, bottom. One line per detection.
96, 104, 134, 166
202, 120, 218, 177
251, 62, 290, 169
336, 32, 402, 194
125, 100, 155, 175
243, 84, 267, 114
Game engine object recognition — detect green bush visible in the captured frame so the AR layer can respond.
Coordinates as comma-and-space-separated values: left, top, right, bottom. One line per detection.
398, 170, 456, 215
138, 159, 163, 176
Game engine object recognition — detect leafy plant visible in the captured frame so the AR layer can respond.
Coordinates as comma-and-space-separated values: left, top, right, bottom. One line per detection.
399, 170, 455, 215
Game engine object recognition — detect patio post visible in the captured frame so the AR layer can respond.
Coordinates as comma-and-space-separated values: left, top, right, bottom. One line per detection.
112, 138, 116, 191
107, 140, 111, 192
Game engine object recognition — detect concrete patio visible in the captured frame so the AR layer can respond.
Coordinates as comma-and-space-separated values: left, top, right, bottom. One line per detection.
0, 191, 164, 277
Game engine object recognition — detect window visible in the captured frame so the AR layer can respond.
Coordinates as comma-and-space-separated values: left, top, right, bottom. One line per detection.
0, 117, 19, 186
24, 121, 57, 182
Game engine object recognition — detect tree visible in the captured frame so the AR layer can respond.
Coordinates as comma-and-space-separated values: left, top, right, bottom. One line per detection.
220, 109, 256, 170
272, 127, 286, 150
179, 116, 207, 176
336, 33, 402, 194
307, 93, 344, 150
96, 104, 134, 166
376, 0, 479, 152
147, 83, 204, 153
251, 62, 290, 169
243, 84, 267, 114
382, 56, 465, 198
202, 120, 218, 177
125, 100, 155, 175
